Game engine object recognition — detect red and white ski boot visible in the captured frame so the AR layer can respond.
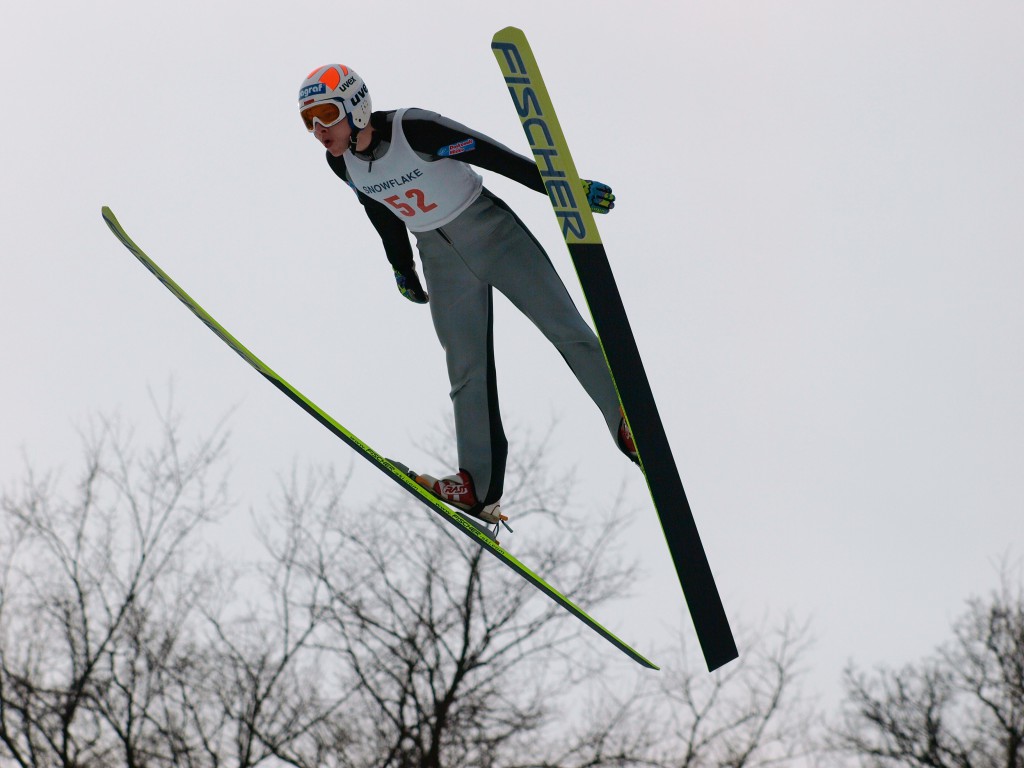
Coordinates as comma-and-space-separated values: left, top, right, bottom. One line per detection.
618, 414, 639, 465
415, 470, 507, 526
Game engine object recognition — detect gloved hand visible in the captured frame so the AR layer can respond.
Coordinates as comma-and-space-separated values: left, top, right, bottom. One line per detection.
394, 266, 429, 304
581, 179, 615, 214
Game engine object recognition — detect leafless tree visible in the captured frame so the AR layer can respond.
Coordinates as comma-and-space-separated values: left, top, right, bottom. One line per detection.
259, 425, 645, 768
649, 616, 816, 768
0, 406, 351, 768
192, 493, 357, 768
833, 562, 1024, 768
516, 616, 816, 768
0, 406, 229, 767
260, 422, 818, 768
1, 408, 819, 768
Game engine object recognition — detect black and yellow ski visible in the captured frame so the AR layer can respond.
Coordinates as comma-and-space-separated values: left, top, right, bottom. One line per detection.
491, 28, 738, 671
100, 206, 657, 670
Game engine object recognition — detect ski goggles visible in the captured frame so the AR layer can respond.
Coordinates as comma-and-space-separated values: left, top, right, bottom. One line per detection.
300, 101, 346, 132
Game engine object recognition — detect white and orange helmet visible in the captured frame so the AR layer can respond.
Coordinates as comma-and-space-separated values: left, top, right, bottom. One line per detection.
298, 64, 372, 132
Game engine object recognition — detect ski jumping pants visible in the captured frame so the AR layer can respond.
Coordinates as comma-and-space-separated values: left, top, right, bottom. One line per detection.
413, 189, 622, 505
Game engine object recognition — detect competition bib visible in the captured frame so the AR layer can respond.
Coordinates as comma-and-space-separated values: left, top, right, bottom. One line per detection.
345, 109, 483, 232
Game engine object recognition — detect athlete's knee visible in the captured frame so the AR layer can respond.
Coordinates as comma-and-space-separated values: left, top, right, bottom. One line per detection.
449, 375, 472, 400
553, 336, 601, 357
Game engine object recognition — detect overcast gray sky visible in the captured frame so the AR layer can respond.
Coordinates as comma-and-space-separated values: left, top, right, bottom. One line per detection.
3, 0, 1023, 700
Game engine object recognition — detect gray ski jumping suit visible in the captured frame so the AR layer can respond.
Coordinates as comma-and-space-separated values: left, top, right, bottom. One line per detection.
328, 107, 622, 506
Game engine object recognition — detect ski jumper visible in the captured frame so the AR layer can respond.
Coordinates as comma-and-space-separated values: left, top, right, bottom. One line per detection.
328, 108, 622, 505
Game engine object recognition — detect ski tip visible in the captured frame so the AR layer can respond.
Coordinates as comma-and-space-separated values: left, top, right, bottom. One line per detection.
491, 26, 525, 44
101, 206, 124, 234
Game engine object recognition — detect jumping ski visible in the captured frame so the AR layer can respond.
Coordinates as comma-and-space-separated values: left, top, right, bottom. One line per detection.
491, 27, 738, 671
101, 206, 657, 670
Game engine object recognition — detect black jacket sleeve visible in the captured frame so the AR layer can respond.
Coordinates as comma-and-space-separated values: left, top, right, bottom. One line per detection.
358, 191, 416, 273
401, 109, 547, 194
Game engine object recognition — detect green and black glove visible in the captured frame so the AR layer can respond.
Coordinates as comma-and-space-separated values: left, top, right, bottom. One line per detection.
394, 266, 429, 304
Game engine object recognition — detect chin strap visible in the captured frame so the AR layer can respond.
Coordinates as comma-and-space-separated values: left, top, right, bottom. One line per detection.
347, 114, 362, 153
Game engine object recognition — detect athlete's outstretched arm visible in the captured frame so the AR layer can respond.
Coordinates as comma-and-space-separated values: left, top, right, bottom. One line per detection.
402, 109, 547, 193
404, 110, 613, 212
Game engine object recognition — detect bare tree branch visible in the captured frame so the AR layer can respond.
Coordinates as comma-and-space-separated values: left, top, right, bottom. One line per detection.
833, 560, 1024, 768
0, 405, 229, 767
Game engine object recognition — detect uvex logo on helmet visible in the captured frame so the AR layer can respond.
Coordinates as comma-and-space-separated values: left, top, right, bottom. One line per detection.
349, 83, 368, 106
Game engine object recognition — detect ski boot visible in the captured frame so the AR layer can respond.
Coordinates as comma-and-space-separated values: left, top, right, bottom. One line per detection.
617, 413, 640, 466
415, 470, 511, 535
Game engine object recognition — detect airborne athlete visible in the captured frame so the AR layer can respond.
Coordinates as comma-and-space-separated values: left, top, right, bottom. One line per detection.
298, 64, 637, 525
